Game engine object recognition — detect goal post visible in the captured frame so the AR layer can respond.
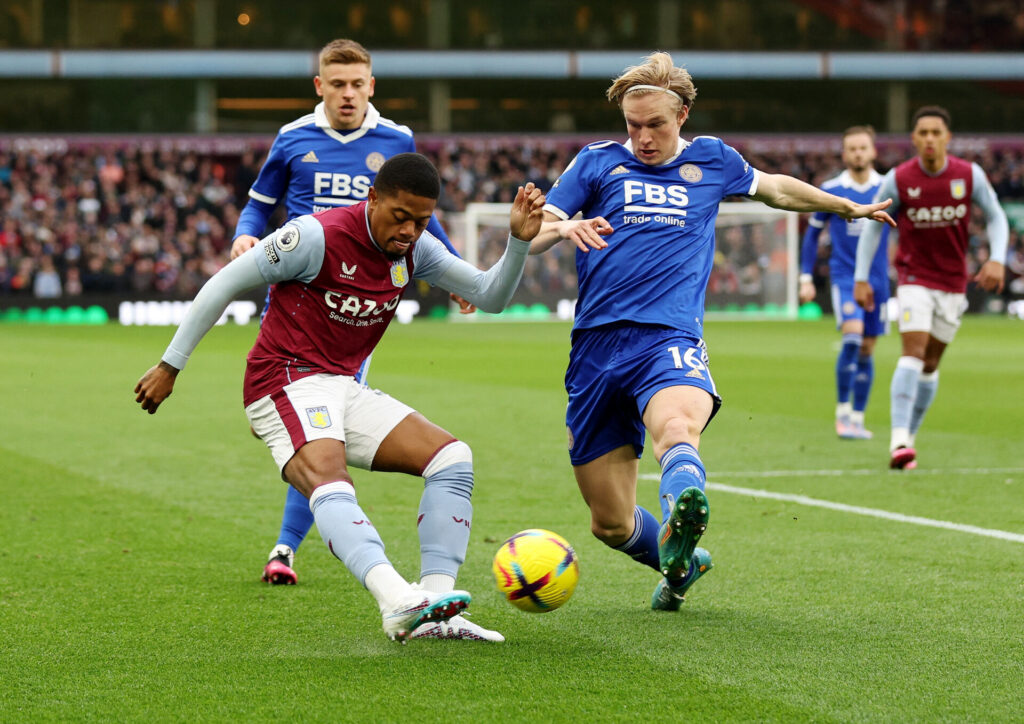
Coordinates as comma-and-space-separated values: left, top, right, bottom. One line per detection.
456, 201, 800, 320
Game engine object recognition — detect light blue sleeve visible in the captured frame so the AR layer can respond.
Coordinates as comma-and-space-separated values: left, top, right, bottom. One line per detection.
161, 216, 325, 371
413, 232, 531, 314
971, 163, 1009, 264
854, 170, 898, 281
161, 252, 269, 371
252, 215, 326, 285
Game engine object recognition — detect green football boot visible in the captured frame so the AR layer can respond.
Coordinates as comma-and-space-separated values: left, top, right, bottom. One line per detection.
651, 547, 713, 611
657, 486, 709, 580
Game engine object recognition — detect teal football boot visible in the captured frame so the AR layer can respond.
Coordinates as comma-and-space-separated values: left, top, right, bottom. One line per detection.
657, 486, 709, 580
651, 547, 713, 611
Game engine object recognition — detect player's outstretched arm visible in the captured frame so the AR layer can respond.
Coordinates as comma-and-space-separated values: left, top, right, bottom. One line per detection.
529, 213, 613, 255
755, 174, 896, 227
132, 248, 275, 414
426, 183, 546, 314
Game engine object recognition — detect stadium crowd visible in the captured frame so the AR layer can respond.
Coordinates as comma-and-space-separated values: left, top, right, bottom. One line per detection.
2, 137, 1023, 303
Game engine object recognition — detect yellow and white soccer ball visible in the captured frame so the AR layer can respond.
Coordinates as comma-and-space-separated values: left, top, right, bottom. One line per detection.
492, 529, 579, 613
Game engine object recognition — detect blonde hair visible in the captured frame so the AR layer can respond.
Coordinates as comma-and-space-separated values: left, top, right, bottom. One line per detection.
606, 52, 696, 111
318, 38, 372, 71
842, 124, 876, 141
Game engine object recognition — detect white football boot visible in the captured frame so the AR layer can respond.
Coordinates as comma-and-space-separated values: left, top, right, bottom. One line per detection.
410, 613, 505, 642
381, 588, 470, 643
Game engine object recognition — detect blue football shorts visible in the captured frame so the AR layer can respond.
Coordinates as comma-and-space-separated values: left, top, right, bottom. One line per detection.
565, 323, 722, 466
831, 279, 888, 338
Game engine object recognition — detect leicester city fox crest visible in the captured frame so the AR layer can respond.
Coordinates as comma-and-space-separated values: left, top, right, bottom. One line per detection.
390, 258, 409, 287
679, 164, 703, 183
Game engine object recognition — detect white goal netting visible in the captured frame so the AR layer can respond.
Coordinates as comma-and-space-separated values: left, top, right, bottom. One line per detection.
450, 201, 798, 320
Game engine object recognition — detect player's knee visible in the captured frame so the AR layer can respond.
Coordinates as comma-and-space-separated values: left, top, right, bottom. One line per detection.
423, 440, 472, 476
422, 440, 474, 498
589, 514, 631, 547
659, 415, 703, 445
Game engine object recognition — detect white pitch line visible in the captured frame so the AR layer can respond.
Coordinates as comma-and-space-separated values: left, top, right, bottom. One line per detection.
637, 475, 1024, 544
653, 467, 1024, 479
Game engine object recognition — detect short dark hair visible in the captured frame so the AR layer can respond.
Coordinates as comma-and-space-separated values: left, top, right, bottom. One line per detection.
912, 105, 951, 130
373, 153, 441, 200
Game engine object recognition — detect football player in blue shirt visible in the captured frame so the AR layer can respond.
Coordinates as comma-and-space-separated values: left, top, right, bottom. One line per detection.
530, 52, 895, 612
230, 41, 483, 635
799, 126, 891, 440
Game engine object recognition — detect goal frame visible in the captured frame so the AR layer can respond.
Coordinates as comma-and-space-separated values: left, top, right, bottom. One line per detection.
462, 201, 800, 320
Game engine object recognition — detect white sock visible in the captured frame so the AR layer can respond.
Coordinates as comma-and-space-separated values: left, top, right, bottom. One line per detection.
836, 401, 852, 420
890, 426, 911, 451
849, 410, 865, 426
364, 564, 413, 612
420, 573, 456, 593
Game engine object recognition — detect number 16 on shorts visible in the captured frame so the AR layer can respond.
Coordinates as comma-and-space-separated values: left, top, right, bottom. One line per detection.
667, 344, 709, 380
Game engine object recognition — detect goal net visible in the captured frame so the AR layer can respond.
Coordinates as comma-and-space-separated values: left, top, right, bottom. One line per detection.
453, 201, 799, 320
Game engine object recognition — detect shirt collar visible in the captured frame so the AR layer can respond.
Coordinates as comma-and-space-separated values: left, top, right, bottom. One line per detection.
623, 137, 689, 165
838, 168, 882, 192
314, 102, 381, 142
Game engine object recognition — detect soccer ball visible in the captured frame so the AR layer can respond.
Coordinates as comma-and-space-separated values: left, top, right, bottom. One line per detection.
492, 529, 579, 613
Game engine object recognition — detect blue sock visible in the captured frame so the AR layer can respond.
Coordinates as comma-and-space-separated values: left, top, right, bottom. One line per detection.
418, 461, 474, 579
910, 371, 939, 435
277, 485, 315, 553
852, 353, 874, 413
658, 442, 706, 522
612, 506, 660, 572
836, 333, 862, 405
891, 356, 924, 430
309, 481, 390, 586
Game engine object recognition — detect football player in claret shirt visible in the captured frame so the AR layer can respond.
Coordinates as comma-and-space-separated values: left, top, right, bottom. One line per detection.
854, 106, 1008, 470
135, 153, 546, 642
529, 52, 895, 612
799, 126, 891, 441
229, 39, 473, 591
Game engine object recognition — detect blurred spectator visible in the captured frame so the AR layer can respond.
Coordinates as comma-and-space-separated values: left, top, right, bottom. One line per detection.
32, 254, 61, 298
1, 135, 1023, 311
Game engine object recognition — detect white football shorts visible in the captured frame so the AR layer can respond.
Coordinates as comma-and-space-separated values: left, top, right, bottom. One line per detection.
245, 373, 415, 475
896, 284, 967, 344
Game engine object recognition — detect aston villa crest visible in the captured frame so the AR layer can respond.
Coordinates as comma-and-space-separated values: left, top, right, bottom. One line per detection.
950, 179, 966, 200
390, 257, 409, 287
306, 406, 332, 429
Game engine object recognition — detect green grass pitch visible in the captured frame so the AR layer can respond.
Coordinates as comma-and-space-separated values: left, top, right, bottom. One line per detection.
1, 316, 1022, 721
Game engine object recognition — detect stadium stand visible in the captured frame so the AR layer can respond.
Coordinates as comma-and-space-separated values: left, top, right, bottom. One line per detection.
1, 136, 1022, 310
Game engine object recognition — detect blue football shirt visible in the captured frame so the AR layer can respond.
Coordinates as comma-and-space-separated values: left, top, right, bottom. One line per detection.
236, 101, 453, 252
544, 136, 758, 338
802, 169, 889, 288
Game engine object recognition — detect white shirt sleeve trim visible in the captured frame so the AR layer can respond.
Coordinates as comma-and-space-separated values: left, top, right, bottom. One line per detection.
249, 188, 276, 204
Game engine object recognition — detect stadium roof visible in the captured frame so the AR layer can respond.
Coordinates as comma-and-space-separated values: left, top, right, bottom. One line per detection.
3, 49, 1024, 80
